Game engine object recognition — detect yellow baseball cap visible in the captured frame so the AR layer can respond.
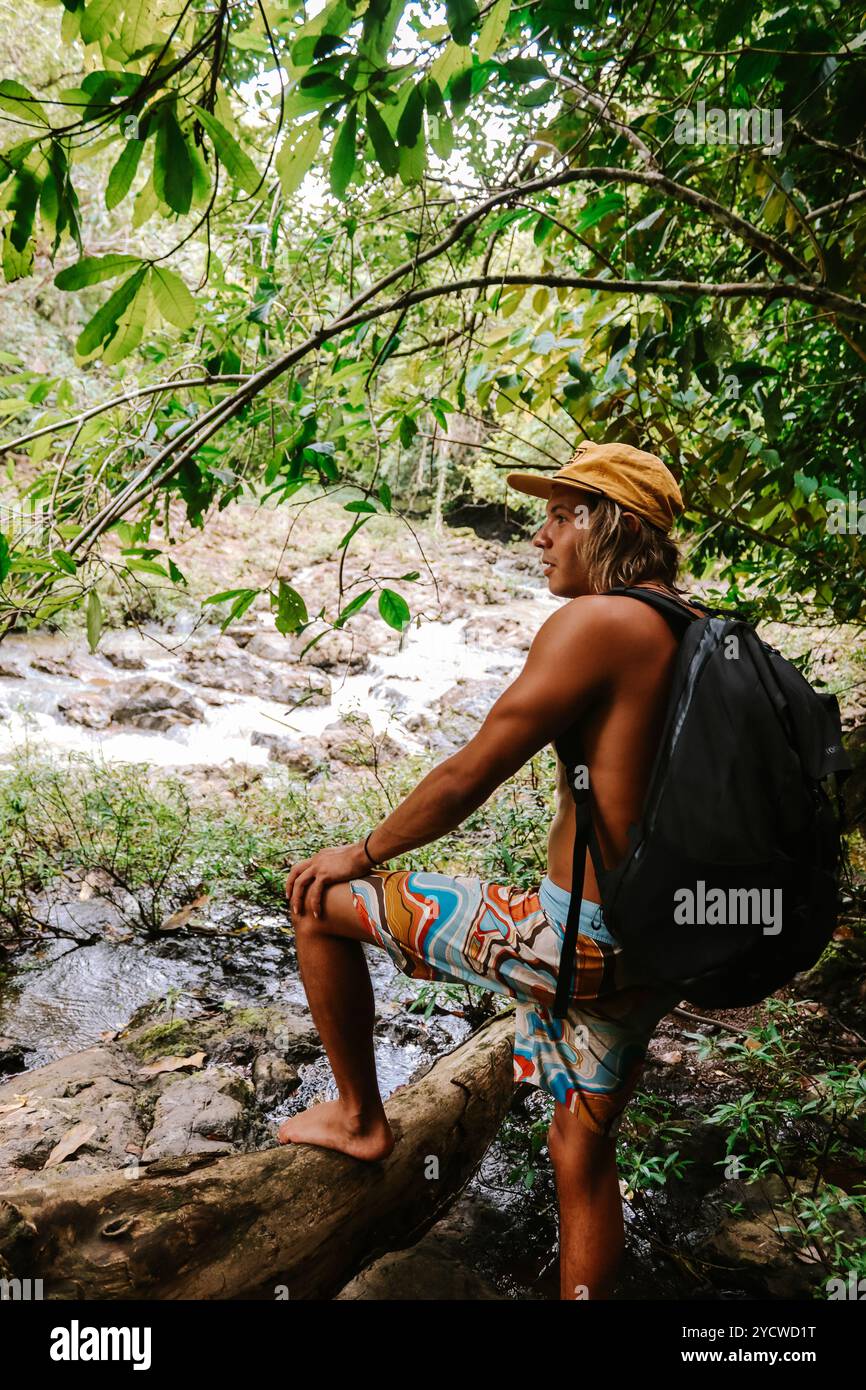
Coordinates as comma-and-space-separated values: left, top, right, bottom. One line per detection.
506, 440, 683, 534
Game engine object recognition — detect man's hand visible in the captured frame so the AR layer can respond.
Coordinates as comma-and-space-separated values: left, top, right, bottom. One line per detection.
285, 841, 372, 920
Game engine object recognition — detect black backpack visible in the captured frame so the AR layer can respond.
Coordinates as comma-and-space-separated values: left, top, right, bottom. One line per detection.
552, 585, 852, 1019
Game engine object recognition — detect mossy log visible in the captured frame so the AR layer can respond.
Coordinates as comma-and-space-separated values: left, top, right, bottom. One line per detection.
0, 1013, 515, 1300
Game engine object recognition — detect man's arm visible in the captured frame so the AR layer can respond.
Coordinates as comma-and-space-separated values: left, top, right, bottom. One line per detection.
362, 596, 616, 862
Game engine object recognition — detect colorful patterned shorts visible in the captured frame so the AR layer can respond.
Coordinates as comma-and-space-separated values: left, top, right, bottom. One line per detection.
349, 869, 682, 1139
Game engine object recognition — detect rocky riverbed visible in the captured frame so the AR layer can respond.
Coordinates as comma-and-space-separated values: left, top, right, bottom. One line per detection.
1, 499, 864, 1299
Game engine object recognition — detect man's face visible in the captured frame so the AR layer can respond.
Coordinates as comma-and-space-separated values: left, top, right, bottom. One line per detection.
532, 484, 596, 598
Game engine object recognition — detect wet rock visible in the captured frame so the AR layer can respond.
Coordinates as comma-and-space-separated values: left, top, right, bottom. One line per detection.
250, 731, 323, 774
0, 1046, 143, 1183
367, 680, 413, 712
0, 1037, 27, 1075
697, 1174, 866, 1297
245, 632, 296, 663
121, 1004, 319, 1071
57, 677, 205, 731
110, 676, 205, 729
182, 646, 331, 706
319, 717, 403, 766
56, 690, 113, 729
294, 625, 381, 674
165, 761, 264, 804
139, 1069, 254, 1163
425, 676, 509, 752
101, 647, 146, 671
335, 1208, 504, 1300
0, 660, 24, 679
336, 1245, 502, 1300
463, 610, 533, 652
31, 654, 76, 677
224, 621, 260, 649
252, 1053, 299, 1105
403, 711, 433, 734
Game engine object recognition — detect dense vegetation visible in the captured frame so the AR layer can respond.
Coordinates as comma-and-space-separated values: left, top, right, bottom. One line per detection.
1, 0, 864, 647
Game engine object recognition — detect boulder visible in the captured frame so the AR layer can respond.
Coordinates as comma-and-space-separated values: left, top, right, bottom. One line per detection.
182, 648, 331, 706
57, 691, 112, 728
0, 1047, 145, 1184
139, 1070, 255, 1164
336, 1241, 502, 1300
250, 731, 323, 774
319, 717, 403, 766
698, 1173, 866, 1298
109, 677, 205, 730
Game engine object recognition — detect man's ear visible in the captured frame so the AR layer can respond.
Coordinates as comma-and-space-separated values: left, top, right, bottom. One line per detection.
621, 510, 641, 534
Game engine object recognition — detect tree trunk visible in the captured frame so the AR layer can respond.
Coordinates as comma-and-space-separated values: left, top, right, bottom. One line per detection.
0, 1013, 515, 1301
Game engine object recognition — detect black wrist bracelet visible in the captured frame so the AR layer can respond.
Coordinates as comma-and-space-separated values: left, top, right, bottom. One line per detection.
363, 830, 385, 866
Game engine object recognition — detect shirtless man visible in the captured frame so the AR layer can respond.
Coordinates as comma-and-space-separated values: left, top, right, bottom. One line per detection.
280, 441, 702, 1300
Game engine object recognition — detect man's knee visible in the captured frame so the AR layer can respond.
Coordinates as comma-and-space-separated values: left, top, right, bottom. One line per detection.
291, 883, 367, 941
547, 1102, 617, 1175
292, 905, 326, 940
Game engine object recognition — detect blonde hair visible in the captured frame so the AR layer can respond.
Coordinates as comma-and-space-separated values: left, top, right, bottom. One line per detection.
580, 495, 683, 595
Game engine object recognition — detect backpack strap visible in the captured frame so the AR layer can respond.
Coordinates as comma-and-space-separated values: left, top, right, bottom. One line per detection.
551, 784, 608, 1019
605, 584, 703, 632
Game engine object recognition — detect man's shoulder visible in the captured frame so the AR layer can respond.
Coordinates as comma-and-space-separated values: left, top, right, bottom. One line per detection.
535, 590, 682, 648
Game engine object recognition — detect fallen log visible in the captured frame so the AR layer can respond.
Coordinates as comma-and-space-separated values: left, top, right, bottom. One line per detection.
0, 1012, 515, 1300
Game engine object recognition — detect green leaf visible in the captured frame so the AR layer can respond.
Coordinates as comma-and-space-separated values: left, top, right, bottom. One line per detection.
334, 587, 374, 627
120, 0, 153, 57
54, 253, 141, 290
378, 481, 392, 511
154, 111, 192, 216
191, 105, 261, 196
0, 533, 10, 582
106, 140, 143, 212
533, 213, 554, 246
80, 0, 122, 45
149, 265, 196, 330
330, 105, 357, 199
399, 414, 418, 448
0, 80, 48, 126
203, 587, 254, 605
230, 30, 271, 54
275, 578, 308, 634
7, 171, 39, 254
220, 588, 259, 632
298, 69, 353, 99
398, 136, 425, 185
445, 0, 479, 47
53, 548, 77, 574
378, 587, 410, 632
126, 558, 168, 576
366, 102, 399, 176
187, 141, 211, 208
477, 0, 510, 62
275, 122, 323, 197
101, 274, 150, 365
86, 588, 102, 652
0, 239, 27, 290
343, 499, 377, 513
793, 471, 819, 498
76, 266, 147, 358
574, 191, 625, 232
497, 57, 549, 84
168, 558, 186, 584
396, 83, 425, 148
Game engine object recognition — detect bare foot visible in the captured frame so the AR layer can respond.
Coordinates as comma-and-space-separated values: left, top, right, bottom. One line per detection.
276, 1099, 395, 1161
